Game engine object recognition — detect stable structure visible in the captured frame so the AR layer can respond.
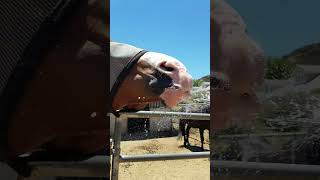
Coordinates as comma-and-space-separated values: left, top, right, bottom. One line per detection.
110, 115, 174, 136
110, 111, 211, 180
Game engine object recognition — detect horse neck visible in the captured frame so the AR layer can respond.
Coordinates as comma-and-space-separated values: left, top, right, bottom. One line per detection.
8, 39, 107, 155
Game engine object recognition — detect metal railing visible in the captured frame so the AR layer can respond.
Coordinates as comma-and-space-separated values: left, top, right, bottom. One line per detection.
110, 111, 210, 180
211, 160, 320, 176
214, 132, 307, 139
21, 110, 320, 179
19, 156, 110, 179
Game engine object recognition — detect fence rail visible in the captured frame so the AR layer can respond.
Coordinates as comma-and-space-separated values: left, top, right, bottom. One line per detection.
214, 132, 307, 139
110, 111, 210, 180
111, 111, 320, 178
118, 111, 210, 120
211, 160, 320, 176
120, 152, 210, 162
21, 156, 109, 179
21, 109, 320, 179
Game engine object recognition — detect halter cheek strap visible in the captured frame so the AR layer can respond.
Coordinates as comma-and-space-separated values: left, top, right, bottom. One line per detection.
110, 49, 148, 100
110, 42, 148, 116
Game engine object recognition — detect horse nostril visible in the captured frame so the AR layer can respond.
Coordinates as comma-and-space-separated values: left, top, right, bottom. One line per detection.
160, 62, 175, 72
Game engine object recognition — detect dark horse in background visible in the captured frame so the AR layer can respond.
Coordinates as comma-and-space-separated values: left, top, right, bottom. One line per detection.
179, 105, 210, 151
0, 0, 192, 179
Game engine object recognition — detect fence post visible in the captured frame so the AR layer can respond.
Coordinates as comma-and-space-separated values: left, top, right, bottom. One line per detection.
111, 116, 123, 180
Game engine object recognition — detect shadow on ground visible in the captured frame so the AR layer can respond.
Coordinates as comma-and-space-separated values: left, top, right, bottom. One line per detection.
183, 145, 210, 152
122, 130, 179, 141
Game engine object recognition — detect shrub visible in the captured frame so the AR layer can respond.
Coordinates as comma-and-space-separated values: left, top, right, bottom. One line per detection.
265, 57, 296, 80
193, 79, 204, 87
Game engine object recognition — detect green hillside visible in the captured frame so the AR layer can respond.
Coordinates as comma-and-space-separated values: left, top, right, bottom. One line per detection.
193, 75, 210, 87
199, 75, 210, 82
283, 43, 320, 65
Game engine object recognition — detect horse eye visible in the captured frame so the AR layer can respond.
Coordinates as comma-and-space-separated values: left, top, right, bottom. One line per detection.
241, 93, 250, 98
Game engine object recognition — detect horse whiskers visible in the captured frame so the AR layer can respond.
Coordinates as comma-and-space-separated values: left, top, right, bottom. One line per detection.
167, 84, 181, 90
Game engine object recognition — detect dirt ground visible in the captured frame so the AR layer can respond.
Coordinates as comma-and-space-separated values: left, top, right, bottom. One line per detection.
118, 129, 210, 180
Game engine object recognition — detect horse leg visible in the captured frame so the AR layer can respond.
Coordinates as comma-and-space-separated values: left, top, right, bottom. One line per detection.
200, 128, 205, 151
179, 120, 187, 146
186, 124, 191, 146
183, 127, 187, 147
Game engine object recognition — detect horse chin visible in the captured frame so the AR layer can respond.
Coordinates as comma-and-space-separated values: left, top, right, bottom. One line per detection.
160, 87, 189, 108
124, 104, 148, 111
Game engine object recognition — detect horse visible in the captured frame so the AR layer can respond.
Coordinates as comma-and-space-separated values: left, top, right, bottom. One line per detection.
110, 42, 193, 114
179, 105, 210, 151
179, 119, 210, 151
210, 0, 266, 133
1, 0, 192, 178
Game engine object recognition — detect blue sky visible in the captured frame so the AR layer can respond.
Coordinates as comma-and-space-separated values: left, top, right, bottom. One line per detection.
110, 0, 210, 79
227, 0, 320, 57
